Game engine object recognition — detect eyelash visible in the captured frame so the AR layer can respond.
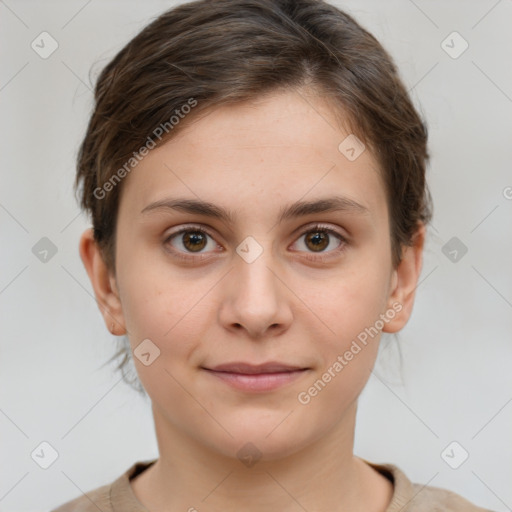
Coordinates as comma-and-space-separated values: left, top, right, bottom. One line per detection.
163, 223, 348, 263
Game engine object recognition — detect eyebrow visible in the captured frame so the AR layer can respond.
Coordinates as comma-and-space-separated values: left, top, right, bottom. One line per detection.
140, 195, 370, 224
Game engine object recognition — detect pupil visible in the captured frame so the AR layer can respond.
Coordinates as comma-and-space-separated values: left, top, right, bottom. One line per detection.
307, 231, 328, 252
184, 232, 206, 252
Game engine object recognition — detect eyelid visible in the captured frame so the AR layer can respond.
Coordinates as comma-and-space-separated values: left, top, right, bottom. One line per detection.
291, 221, 348, 240
163, 224, 222, 257
165, 223, 217, 239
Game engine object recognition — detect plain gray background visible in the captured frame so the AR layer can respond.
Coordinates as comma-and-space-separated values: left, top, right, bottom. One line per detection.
1, 1, 511, 510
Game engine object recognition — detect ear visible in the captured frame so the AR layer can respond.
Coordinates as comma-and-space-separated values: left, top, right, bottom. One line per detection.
382, 222, 426, 333
79, 228, 127, 336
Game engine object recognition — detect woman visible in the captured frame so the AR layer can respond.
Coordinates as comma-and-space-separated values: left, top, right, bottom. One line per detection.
52, 0, 493, 510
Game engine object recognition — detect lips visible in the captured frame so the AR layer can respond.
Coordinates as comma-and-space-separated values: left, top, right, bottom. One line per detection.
201, 362, 310, 392
204, 362, 307, 374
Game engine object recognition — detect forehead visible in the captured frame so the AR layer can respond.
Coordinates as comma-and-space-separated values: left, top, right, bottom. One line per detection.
118, 89, 387, 225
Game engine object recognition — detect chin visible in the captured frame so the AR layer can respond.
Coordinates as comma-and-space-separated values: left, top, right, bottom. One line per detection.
203, 415, 318, 464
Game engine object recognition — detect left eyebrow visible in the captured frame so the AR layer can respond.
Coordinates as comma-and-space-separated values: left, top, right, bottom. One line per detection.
140, 195, 371, 224
277, 195, 371, 223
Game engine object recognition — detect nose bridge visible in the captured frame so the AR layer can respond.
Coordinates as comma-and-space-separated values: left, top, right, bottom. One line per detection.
220, 234, 292, 336
235, 234, 280, 304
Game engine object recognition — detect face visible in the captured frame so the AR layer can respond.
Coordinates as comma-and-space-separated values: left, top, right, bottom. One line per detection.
81, 89, 424, 462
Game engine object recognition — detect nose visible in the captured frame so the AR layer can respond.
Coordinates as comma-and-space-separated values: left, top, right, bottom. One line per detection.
218, 242, 293, 339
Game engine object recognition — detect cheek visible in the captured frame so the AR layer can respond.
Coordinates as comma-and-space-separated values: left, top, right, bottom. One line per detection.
295, 272, 388, 414
122, 280, 204, 351
118, 260, 220, 383
115, 255, 193, 366
309, 265, 390, 347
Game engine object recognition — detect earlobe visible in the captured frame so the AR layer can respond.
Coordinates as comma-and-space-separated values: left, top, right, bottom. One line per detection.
79, 228, 127, 336
382, 223, 426, 334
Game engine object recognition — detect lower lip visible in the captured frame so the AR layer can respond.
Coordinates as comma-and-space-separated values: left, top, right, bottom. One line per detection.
203, 369, 309, 392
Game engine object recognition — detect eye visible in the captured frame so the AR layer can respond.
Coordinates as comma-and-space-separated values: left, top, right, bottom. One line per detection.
164, 225, 221, 261
163, 223, 348, 263
291, 224, 347, 259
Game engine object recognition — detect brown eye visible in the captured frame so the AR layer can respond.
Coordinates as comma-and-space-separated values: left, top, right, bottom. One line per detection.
164, 226, 220, 260
291, 224, 347, 259
304, 230, 330, 252
182, 231, 208, 252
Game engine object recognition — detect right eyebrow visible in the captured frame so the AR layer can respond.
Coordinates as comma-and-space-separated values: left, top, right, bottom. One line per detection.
141, 197, 236, 225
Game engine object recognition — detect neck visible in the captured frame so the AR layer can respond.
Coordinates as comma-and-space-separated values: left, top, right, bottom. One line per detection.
131, 401, 393, 512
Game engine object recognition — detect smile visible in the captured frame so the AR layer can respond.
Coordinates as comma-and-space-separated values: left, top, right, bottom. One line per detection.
201, 365, 310, 392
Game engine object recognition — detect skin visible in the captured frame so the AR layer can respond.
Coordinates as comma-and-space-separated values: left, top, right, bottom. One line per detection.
80, 88, 425, 511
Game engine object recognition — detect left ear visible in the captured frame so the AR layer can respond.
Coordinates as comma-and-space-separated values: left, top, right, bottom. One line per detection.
382, 222, 426, 333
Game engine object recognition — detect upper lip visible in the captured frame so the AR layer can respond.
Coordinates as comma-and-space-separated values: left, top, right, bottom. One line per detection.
204, 362, 308, 374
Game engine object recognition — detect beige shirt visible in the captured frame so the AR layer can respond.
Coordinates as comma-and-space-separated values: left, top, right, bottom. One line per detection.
51, 458, 494, 511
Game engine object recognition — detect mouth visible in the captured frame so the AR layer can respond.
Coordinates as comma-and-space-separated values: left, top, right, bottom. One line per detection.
201, 362, 310, 392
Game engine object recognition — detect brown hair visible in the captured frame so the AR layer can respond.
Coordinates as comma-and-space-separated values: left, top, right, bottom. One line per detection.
77, 0, 432, 392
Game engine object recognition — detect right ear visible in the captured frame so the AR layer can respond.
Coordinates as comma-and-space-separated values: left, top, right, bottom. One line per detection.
79, 228, 127, 336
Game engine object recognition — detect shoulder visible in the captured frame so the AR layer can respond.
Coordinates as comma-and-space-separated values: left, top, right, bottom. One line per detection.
50, 482, 112, 512
361, 459, 494, 512
50, 459, 157, 512
408, 481, 495, 512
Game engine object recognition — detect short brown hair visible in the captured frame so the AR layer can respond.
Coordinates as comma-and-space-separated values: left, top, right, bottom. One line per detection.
77, 0, 432, 391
